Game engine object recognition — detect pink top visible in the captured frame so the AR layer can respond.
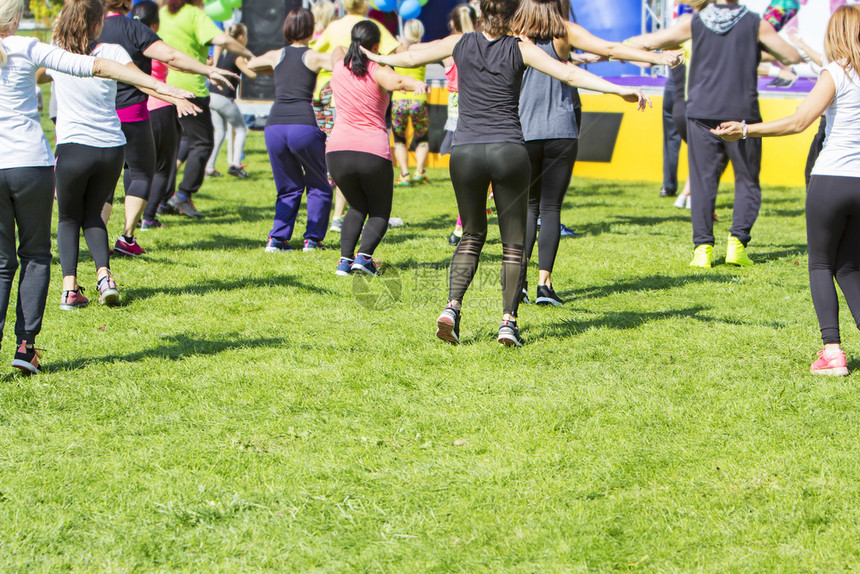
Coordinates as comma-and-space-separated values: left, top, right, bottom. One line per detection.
327, 60, 391, 160
117, 100, 149, 122
445, 62, 458, 92
147, 60, 172, 112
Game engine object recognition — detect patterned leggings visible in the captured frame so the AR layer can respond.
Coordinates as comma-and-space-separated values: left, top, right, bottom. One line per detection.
391, 99, 429, 147
763, 5, 798, 32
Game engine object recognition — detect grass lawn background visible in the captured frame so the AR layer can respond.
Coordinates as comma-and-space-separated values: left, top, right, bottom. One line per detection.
1, 106, 858, 571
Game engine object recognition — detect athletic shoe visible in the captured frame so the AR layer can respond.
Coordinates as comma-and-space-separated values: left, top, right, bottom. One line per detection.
351, 253, 378, 276
329, 217, 343, 233
139, 218, 165, 231
519, 284, 530, 305
767, 76, 797, 89
59, 287, 89, 311
396, 173, 411, 186
97, 274, 120, 306
660, 187, 677, 197
11, 340, 41, 375
265, 237, 293, 253
412, 170, 430, 184
303, 239, 322, 252
810, 348, 849, 376
535, 285, 564, 306
689, 244, 713, 268
726, 235, 754, 267
560, 224, 580, 238
205, 169, 223, 178
448, 232, 461, 246
114, 236, 146, 257
388, 217, 404, 228
497, 320, 524, 347
227, 165, 249, 179
674, 195, 688, 209
167, 195, 203, 218
436, 305, 461, 344
335, 257, 354, 276
685, 196, 691, 210
156, 202, 177, 216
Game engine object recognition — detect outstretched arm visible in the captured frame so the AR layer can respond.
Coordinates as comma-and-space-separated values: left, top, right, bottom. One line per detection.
143, 40, 238, 88
93, 59, 194, 100
247, 49, 282, 74
712, 71, 834, 141
570, 22, 682, 67
210, 33, 254, 60
373, 65, 430, 94
362, 34, 460, 68
519, 41, 652, 110
759, 20, 802, 66
624, 15, 692, 51
789, 31, 824, 67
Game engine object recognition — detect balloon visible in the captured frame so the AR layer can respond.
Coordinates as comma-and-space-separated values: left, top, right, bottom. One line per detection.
204, 0, 232, 21
398, 0, 421, 20
417, 0, 428, 5
223, 0, 242, 8
374, 0, 397, 12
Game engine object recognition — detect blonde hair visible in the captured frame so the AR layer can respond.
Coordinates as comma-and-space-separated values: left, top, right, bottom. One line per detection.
343, 0, 368, 15
449, 3, 477, 34
825, 5, 860, 79
686, 0, 710, 11
402, 19, 424, 44
0, 0, 24, 65
312, 1, 335, 33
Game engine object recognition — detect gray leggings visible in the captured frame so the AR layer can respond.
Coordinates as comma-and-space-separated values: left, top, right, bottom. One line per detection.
207, 93, 247, 170
0, 167, 54, 345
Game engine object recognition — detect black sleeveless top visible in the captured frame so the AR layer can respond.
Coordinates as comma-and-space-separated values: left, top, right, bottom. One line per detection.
687, 7, 761, 122
266, 46, 318, 127
452, 33, 526, 146
211, 52, 241, 100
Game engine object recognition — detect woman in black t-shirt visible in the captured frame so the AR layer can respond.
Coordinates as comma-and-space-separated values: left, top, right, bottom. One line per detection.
365, 0, 649, 347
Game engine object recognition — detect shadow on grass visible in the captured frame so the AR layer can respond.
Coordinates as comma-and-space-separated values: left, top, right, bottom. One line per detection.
565, 273, 736, 300
43, 333, 288, 373
124, 273, 333, 300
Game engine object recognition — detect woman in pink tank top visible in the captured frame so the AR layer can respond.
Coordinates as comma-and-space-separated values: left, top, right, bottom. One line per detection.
326, 20, 428, 277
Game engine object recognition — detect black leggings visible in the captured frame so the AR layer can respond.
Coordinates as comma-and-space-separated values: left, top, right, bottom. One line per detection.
177, 96, 213, 196
524, 138, 578, 274
326, 151, 393, 258
806, 175, 860, 345
116, 119, 155, 203
55, 143, 124, 277
805, 117, 826, 188
144, 105, 180, 220
449, 142, 531, 317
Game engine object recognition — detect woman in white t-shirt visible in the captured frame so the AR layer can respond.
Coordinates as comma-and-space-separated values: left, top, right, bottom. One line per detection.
713, 5, 860, 376
0, 0, 192, 373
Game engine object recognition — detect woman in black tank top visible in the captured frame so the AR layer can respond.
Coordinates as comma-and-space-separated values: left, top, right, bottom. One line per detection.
248, 9, 335, 253
365, 0, 650, 347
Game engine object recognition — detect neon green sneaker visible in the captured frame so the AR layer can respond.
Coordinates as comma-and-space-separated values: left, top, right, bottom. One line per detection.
412, 170, 430, 184
726, 235, 754, 267
396, 173, 411, 186
689, 244, 713, 268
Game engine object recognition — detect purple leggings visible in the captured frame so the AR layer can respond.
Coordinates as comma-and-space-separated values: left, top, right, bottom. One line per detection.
264, 123, 333, 242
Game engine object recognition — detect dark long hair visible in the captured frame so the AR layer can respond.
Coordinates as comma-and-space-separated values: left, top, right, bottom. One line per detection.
344, 20, 380, 78
130, 0, 159, 28
479, 0, 519, 37
165, 0, 200, 15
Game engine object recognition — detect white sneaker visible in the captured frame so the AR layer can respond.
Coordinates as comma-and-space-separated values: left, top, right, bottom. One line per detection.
685, 196, 692, 210
674, 195, 687, 209
388, 217, 404, 228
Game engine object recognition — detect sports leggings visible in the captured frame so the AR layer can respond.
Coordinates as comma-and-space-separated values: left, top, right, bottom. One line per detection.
806, 175, 860, 345
326, 151, 393, 258
143, 105, 181, 221
524, 138, 578, 274
177, 96, 213, 196
208, 92, 247, 170
116, 119, 155, 204
449, 142, 531, 317
55, 143, 125, 277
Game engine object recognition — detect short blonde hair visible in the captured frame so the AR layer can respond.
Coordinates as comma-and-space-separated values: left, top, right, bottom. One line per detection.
343, 0, 368, 15
402, 19, 424, 43
312, 1, 336, 32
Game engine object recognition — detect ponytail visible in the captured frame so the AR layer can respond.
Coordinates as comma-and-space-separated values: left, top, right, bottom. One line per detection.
54, 0, 105, 56
0, 0, 25, 66
449, 4, 477, 34
344, 19, 380, 79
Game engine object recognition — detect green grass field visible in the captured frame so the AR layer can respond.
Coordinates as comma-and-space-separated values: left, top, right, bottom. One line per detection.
1, 120, 858, 572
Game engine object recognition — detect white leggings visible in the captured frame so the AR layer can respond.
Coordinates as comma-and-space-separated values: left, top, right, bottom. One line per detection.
207, 93, 247, 170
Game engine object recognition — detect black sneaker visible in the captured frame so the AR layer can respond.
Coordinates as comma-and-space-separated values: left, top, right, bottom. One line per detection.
660, 187, 676, 197
436, 305, 461, 344
497, 320, 524, 347
535, 285, 564, 306
227, 165, 249, 179
519, 283, 530, 305
167, 195, 203, 218
156, 202, 177, 216
448, 232, 461, 246
12, 340, 41, 374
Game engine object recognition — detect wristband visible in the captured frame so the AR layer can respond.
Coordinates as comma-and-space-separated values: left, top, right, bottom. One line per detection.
742, 120, 748, 140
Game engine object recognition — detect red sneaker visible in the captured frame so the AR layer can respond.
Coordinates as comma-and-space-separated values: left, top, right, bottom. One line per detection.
114, 236, 146, 256
810, 348, 849, 376
59, 287, 89, 311
12, 340, 42, 374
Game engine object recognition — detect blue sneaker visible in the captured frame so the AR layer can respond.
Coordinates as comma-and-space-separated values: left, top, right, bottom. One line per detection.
336, 257, 353, 276
265, 237, 293, 253
303, 239, 322, 252
351, 253, 378, 276
560, 224, 580, 238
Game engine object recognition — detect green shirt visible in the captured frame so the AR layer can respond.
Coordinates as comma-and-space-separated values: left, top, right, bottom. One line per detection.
158, 5, 221, 97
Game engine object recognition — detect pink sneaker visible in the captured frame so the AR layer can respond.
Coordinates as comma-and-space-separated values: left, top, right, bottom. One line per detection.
11, 340, 42, 374
59, 287, 89, 311
114, 236, 146, 256
810, 348, 849, 376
